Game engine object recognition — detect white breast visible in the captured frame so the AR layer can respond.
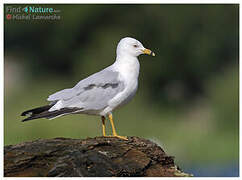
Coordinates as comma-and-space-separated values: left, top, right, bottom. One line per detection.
100, 56, 140, 116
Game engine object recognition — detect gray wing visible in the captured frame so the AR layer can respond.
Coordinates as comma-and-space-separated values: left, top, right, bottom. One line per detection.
47, 68, 124, 110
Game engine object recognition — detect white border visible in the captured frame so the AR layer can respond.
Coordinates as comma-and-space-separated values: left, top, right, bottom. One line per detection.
1, 1, 240, 179
1, 1, 3, 179
3, 0, 241, 4
239, 1, 241, 178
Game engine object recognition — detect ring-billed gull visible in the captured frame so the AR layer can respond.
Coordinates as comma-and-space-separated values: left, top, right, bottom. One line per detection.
21, 37, 155, 140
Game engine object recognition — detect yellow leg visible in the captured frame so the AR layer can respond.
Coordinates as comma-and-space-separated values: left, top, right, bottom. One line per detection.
108, 113, 117, 136
108, 113, 128, 140
101, 116, 106, 137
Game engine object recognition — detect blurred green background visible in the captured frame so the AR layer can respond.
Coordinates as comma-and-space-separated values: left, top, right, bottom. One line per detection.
4, 4, 239, 176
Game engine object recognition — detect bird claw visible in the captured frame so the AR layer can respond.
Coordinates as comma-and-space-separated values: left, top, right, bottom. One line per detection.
114, 135, 128, 140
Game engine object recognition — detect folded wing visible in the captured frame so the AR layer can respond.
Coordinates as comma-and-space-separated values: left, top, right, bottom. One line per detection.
48, 69, 125, 112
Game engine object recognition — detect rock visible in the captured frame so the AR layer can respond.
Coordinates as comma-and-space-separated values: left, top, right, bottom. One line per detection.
4, 136, 192, 177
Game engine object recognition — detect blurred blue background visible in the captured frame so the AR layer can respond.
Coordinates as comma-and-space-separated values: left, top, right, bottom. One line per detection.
4, 4, 239, 177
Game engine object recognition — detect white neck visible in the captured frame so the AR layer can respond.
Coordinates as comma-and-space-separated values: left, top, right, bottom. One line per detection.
112, 54, 140, 80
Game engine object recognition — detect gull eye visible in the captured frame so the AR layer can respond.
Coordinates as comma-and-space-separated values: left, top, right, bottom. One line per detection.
133, 44, 138, 48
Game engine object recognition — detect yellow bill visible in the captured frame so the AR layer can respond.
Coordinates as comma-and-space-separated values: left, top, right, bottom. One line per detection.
142, 48, 155, 56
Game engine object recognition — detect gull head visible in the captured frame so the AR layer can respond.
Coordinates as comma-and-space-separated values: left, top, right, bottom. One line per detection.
116, 37, 155, 58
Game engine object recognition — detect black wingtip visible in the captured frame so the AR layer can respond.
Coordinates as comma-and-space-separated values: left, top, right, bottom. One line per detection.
21, 112, 26, 116
21, 110, 32, 116
21, 117, 35, 122
21, 118, 29, 122
21, 105, 54, 117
